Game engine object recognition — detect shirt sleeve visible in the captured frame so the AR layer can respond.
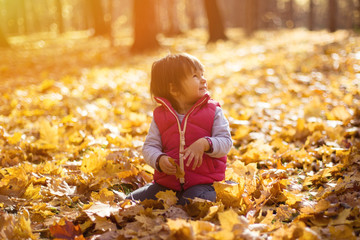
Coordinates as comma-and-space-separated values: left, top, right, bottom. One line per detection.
142, 119, 164, 170
207, 106, 233, 158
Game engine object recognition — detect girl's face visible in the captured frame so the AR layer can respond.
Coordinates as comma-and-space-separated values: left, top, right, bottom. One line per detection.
178, 68, 208, 105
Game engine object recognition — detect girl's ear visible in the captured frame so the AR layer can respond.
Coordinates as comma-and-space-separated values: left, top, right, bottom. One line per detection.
169, 83, 180, 97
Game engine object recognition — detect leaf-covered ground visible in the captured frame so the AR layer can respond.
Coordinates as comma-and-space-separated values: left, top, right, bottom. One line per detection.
0, 29, 359, 239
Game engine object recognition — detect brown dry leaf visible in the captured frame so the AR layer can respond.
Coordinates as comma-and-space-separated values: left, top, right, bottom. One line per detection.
48, 179, 76, 197
82, 202, 119, 221
271, 221, 320, 240
329, 225, 356, 240
0, 210, 38, 240
185, 197, 215, 219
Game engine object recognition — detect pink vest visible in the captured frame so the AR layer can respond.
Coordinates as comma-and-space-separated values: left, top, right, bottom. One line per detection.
153, 93, 227, 191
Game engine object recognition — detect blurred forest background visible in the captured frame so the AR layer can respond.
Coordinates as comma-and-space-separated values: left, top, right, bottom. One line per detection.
1, 0, 360, 51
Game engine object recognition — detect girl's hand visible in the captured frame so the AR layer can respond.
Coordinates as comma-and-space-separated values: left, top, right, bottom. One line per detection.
159, 155, 177, 175
184, 138, 209, 170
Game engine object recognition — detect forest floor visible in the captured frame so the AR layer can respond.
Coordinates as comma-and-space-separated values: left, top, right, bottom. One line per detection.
0, 28, 359, 239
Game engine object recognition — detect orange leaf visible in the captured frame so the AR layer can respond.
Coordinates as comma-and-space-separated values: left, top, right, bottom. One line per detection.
50, 218, 85, 240
168, 157, 185, 179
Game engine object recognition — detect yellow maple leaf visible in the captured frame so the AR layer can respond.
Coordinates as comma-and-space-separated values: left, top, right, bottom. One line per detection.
39, 118, 59, 146
233, 125, 250, 140
155, 190, 178, 208
23, 183, 42, 200
80, 147, 108, 174
13, 210, 37, 240
283, 190, 303, 206
91, 188, 115, 203
7, 132, 22, 145
38, 79, 55, 92
167, 218, 194, 239
218, 208, 241, 232
326, 105, 351, 121
214, 181, 244, 209
202, 204, 224, 221
190, 220, 216, 235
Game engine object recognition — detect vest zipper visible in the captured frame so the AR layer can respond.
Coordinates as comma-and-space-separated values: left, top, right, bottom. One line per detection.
155, 95, 209, 185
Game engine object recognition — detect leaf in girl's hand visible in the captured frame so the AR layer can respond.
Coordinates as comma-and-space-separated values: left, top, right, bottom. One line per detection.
168, 157, 185, 179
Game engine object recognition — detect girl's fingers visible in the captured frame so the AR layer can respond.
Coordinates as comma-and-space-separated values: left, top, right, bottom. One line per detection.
165, 161, 176, 173
192, 157, 198, 170
192, 155, 202, 170
186, 153, 194, 167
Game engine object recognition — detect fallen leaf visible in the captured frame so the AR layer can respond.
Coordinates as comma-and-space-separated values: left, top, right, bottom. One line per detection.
50, 218, 85, 240
155, 190, 178, 208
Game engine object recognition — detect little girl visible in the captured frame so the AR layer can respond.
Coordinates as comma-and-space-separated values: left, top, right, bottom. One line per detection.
127, 53, 232, 205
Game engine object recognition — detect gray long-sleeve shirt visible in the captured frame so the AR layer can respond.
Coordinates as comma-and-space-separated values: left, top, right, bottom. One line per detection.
142, 106, 233, 170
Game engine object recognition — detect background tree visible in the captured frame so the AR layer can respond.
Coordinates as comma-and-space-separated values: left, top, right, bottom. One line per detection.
0, 28, 9, 48
55, 0, 64, 34
259, 0, 278, 29
89, 0, 110, 36
161, 0, 182, 36
131, 0, 159, 52
309, 0, 315, 30
328, 0, 337, 32
286, 0, 295, 28
245, 0, 259, 36
18, 0, 28, 35
358, 0, 360, 29
186, 0, 197, 29
203, 0, 227, 42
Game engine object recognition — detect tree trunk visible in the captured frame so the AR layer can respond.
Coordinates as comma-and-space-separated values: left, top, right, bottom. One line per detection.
164, 0, 182, 36
18, 0, 28, 34
346, 0, 355, 29
185, 0, 197, 29
89, 0, 110, 36
308, 0, 315, 30
55, 0, 64, 33
131, 0, 159, 52
286, 0, 295, 28
233, 0, 244, 28
358, 0, 360, 28
245, 0, 258, 36
328, 0, 337, 32
203, 0, 227, 42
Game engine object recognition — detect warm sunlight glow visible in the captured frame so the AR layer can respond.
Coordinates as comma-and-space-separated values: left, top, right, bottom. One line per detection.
0, 0, 359, 239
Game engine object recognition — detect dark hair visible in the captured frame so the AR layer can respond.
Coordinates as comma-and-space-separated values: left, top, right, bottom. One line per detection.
150, 53, 204, 110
